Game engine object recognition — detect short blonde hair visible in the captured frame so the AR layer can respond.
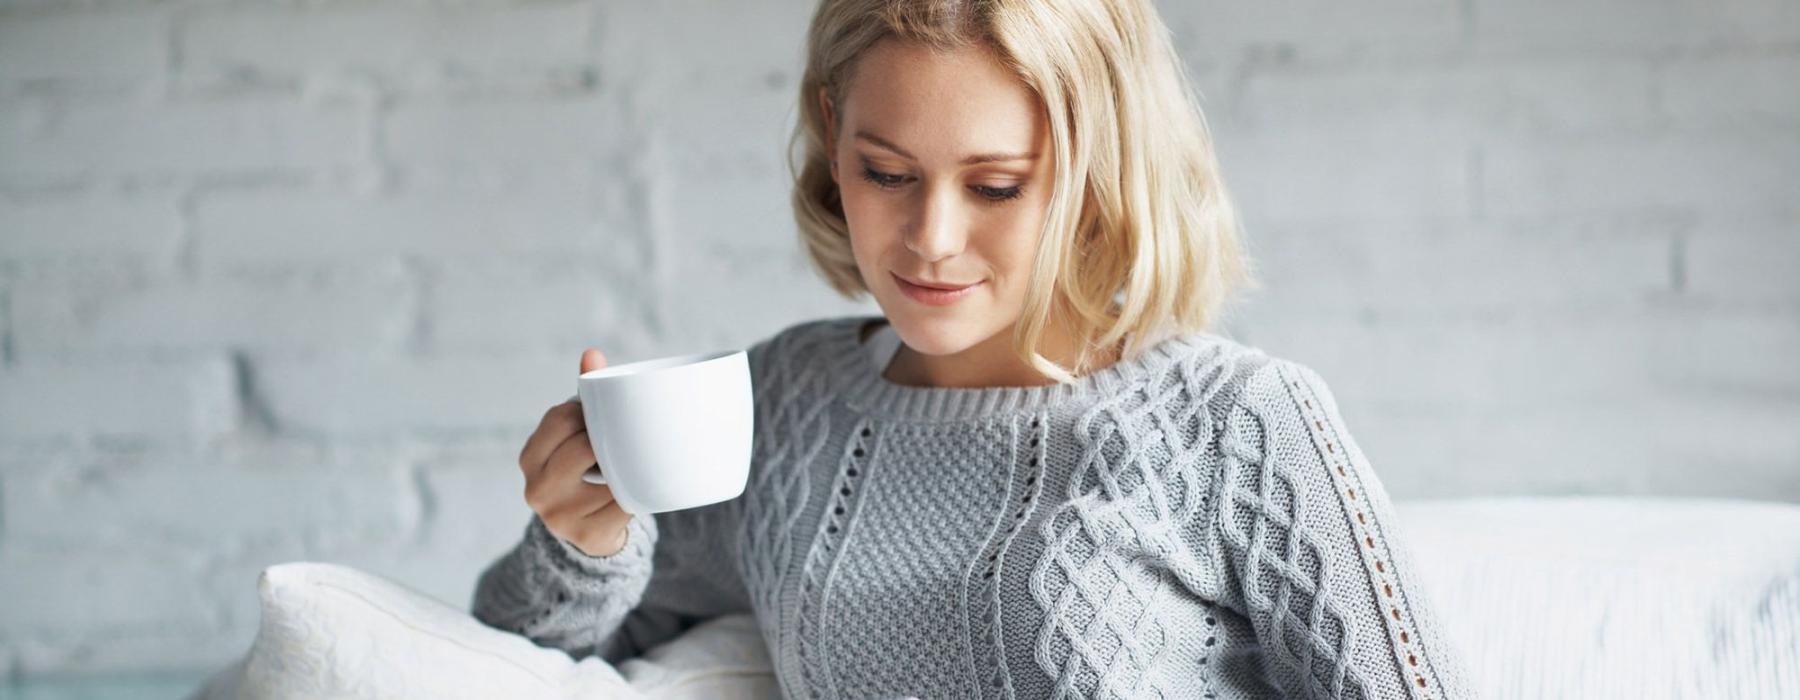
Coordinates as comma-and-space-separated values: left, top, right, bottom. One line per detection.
788, 0, 1255, 383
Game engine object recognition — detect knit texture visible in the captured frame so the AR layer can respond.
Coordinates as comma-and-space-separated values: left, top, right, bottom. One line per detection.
472, 315, 1474, 699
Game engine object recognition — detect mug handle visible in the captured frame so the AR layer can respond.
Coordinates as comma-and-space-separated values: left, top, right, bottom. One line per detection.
569, 393, 609, 485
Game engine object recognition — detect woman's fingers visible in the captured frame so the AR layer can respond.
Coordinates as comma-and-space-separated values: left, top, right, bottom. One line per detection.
527, 430, 615, 518
519, 400, 583, 477
544, 429, 598, 483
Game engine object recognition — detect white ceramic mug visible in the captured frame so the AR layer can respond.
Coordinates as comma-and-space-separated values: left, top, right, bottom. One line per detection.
572, 349, 754, 514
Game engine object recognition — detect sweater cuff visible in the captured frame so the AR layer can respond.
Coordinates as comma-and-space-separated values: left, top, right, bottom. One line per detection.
527, 512, 658, 581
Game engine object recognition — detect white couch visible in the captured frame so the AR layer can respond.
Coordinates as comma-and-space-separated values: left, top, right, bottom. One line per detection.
191, 497, 1800, 699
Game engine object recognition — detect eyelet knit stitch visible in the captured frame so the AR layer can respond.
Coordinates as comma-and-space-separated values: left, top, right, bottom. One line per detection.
472, 315, 1474, 699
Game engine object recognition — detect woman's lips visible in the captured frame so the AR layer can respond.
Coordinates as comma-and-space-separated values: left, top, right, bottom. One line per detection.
894, 273, 982, 306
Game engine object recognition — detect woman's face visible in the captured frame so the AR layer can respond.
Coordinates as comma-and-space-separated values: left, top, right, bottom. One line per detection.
822, 38, 1055, 361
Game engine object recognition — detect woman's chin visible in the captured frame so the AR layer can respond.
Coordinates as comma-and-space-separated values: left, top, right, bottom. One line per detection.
882, 313, 994, 358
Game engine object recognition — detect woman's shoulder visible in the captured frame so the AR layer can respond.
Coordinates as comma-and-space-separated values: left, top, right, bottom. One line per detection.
1136, 329, 1346, 424
741, 314, 873, 381
745, 314, 867, 356
1176, 335, 1360, 454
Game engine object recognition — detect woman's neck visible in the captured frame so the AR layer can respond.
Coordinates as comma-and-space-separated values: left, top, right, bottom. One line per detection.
874, 312, 1123, 389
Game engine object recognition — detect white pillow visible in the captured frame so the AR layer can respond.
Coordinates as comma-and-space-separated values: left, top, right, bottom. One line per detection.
188, 561, 777, 700
1398, 497, 1800, 699
615, 613, 778, 699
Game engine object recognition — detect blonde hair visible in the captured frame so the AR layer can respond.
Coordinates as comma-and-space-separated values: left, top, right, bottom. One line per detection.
788, 0, 1255, 383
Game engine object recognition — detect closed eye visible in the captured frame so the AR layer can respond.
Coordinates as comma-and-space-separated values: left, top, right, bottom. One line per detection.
860, 166, 907, 189
860, 166, 1025, 204
973, 184, 1024, 202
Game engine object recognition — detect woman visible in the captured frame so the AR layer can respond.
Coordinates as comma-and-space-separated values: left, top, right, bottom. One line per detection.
475, 0, 1474, 697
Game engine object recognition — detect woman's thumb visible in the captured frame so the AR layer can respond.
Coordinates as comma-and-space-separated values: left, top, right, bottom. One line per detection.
579, 348, 607, 375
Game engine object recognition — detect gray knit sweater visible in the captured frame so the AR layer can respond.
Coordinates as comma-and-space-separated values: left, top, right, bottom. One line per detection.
472, 315, 1473, 699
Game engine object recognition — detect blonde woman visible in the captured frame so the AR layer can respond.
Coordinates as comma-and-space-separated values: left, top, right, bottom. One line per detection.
475, 0, 1474, 697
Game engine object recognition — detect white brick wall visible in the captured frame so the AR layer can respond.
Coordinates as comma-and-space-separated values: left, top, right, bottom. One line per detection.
0, 0, 1794, 681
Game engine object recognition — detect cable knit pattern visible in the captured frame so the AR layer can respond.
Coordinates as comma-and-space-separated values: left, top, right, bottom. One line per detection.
471, 314, 1473, 699
1211, 361, 1474, 700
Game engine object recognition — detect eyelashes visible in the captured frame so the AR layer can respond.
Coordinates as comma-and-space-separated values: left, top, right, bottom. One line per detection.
859, 166, 1025, 203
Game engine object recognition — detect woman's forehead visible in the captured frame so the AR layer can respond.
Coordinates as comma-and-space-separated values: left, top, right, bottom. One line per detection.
841, 41, 1046, 161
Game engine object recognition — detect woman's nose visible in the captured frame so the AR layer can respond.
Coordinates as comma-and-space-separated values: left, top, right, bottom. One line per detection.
903, 184, 968, 263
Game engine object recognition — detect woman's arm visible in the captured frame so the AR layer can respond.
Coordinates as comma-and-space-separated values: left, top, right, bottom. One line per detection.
472, 473, 752, 665
474, 332, 780, 665
470, 511, 658, 663
1210, 358, 1474, 699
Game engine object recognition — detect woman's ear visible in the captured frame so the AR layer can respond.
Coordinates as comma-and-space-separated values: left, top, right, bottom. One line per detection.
818, 87, 839, 183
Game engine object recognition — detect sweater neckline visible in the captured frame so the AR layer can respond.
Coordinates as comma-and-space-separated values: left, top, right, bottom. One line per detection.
820, 315, 1217, 423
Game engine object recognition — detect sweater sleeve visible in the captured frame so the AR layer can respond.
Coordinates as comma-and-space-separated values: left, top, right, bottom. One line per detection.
468, 509, 655, 663
1208, 359, 1473, 699
471, 457, 754, 665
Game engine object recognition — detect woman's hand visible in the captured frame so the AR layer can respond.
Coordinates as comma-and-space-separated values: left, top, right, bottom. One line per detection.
517, 348, 633, 557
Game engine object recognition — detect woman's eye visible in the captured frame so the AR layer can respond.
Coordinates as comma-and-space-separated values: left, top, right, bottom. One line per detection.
973, 185, 1024, 202
860, 167, 907, 189
859, 166, 1024, 204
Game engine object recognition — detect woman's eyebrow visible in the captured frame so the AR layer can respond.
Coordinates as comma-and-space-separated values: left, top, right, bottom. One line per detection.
854, 130, 1038, 165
